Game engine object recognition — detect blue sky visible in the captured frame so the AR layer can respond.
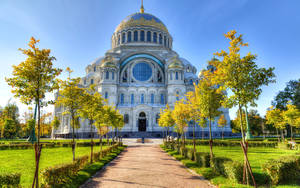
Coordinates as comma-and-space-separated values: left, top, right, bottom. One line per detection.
0, 0, 299, 119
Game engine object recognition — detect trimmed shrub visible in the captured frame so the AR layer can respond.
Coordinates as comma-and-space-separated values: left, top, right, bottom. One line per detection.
187, 148, 195, 161
195, 152, 210, 167
180, 147, 188, 158
184, 140, 277, 148
0, 173, 21, 187
224, 161, 243, 183
262, 155, 300, 185
211, 157, 232, 175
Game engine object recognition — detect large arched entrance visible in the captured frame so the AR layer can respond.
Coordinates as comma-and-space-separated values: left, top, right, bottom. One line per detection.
138, 112, 146, 132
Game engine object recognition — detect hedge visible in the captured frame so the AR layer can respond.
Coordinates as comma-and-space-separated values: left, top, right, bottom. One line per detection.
224, 161, 243, 183
41, 144, 120, 187
262, 155, 300, 185
0, 141, 112, 150
184, 140, 277, 148
195, 152, 210, 167
0, 173, 21, 187
211, 157, 232, 175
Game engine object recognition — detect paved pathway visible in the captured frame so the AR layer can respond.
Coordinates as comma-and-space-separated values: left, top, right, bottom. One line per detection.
82, 141, 213, 188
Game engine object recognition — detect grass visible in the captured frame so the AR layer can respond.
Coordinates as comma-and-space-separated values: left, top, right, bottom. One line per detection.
163, 145, 300, 188
0, 145, 109, 187
65, 146, 125, 188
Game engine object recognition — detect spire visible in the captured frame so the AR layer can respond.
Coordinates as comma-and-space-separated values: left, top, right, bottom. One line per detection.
140, 0, 144, 13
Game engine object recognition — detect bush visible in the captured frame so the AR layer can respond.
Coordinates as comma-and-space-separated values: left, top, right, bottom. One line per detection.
262, 155, 300, 185
184, 140, 277, 148
180, 147, 188, 158
224, 161, 243, 183
187, 148, 195, 161
0, 173, 21, 187
195, 152, 210, 167
211, 157, 232, 175
41, 144, 120, 187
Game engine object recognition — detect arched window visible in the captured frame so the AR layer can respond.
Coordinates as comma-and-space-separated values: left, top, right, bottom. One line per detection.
127, 31, 131, 42
175, 72, 178, 80
140, 30, 145, 41
153, 32, 157, 43
122, 33, 125, 43
94, 66, 96, 72
167, 38, 169, 48
147, 31, 151, 42
181, 72, 183, 80
112, 72, 114, 80
124, 114, 129, 124
159, 34, 162, 44
131, 94, 134, 104
170, 72, 173, 80
141, 94, 144, 104
134, 31, 138, 41
151, 93, 154, 104
91, 79, 94, 84
160, 94, 164, 104
196, 80, 199, 85
189, 79, 193, 85
118, 35, 120, 45
106, 71, 109, 79
84, 79, 86, 85
176, 91, 179, 101
105, 92, 108, 99
120, 93, 124, 104
164, 36, 167, 46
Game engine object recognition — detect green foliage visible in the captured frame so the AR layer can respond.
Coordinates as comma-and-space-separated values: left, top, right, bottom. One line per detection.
3, 119, 19, 139
180, 147, 188, 158
224, 161, 243, 183
41, 144, 120, 187
195, 152, 210, 167
211, 157, 232, 175
187, 148, 195, 161
272, 79, 300, 110
262, 155, 300, 185
0, 173, 21, 187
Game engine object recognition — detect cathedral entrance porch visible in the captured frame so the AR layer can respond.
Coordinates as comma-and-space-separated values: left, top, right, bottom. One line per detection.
138, 112, 146, 132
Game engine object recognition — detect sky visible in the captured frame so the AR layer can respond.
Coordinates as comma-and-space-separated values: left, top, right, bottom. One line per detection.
0, 0, 300, 120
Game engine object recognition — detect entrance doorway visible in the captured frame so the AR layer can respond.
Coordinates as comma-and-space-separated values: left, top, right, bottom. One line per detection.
138, 112, 146, 132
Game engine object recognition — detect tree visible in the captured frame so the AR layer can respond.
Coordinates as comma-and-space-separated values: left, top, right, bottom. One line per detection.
172, 99, 192, 148
194, 68, 224, 163
272, 79, 300, 110
79, 86, 104, 163
211, 30, 275, 186
283, 103, 300, 141
218, 114, 227, 140
56, 68, 84, 161
186, 91, 203, 154
158, 104, 175, 141
5, 37, 62, 188
50, 116, 60, 139
95, 105, 110, 156
0, 102, 20, 138
266, 106, 285, 142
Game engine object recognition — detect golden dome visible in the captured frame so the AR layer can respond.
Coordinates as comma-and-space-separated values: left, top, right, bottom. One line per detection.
115, 12, 168, 33
168, 56, 184, 69
100, 56, 117, 68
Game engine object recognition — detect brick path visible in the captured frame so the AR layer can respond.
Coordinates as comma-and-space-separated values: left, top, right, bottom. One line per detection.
81, 144, 213, 188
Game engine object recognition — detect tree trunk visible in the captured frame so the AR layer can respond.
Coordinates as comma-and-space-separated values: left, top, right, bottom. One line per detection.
290, 126, 293, 141
276, 128, 280, 142
100, 134, 103, 158
222, 127, 224, 140
90, 120, 94, 164
72, 115, 75, 162
202, 127, 204, 140
208, 119, 213, 162
281, 129, 284, 141
193, 122, 196, 155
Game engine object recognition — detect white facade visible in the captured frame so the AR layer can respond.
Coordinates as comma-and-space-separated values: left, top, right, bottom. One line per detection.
53, 8, 232, 138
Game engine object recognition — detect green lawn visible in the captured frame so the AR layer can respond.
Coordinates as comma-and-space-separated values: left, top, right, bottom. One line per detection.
0, 145, 108, 187
184, 145, 300, 187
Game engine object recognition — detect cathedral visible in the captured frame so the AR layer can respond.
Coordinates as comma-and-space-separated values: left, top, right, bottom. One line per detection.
53, 4, 232, 138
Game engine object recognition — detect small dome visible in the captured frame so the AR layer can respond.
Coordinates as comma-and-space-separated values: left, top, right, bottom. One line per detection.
168, 56, 184, 69
100, 56, 117, 68
115, 12, 168, 33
